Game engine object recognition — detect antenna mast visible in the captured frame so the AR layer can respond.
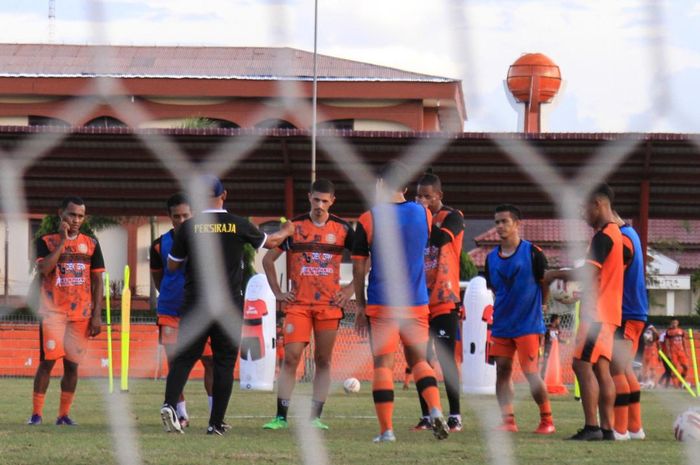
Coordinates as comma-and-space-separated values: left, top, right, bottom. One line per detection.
48, 0, 56, 43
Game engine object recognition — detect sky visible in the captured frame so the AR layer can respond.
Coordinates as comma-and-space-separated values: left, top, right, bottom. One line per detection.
0, 0, 698, 132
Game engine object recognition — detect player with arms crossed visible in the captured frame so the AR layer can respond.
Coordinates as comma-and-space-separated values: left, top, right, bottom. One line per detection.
262, 179, 355, 430
28, 196, 105, 426
545, 183, 623, 440
150, 193, 215, 428
484, 204, 555, 435
412, 172, 464, 432
353, 161, 449, 443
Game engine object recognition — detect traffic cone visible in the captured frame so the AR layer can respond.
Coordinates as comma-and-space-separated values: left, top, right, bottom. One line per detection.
545, 338, 568, 395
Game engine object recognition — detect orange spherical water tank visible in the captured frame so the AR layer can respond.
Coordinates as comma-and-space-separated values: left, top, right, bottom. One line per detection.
506, 53, 561, 132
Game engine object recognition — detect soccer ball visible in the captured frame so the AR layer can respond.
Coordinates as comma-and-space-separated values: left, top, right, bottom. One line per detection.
674, 408, 700, 441
549, 279, 581, 304
343, 377, 361, 394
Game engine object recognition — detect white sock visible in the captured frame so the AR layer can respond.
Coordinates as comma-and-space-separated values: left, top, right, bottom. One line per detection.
176, 401, 188, 420
208, 396, 213, 413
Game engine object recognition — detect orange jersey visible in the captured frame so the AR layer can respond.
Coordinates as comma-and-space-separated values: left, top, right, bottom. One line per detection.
282, 213, 354, 306
665, 328, 686, 351
35, 233, 106, 321
584, 223, 623, 326
424, 206, 464, 317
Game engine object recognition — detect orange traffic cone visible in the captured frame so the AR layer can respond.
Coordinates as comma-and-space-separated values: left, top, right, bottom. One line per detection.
545, 338, 568, 395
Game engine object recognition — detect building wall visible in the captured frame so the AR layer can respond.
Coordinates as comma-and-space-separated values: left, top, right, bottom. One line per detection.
0, 218, 32, 296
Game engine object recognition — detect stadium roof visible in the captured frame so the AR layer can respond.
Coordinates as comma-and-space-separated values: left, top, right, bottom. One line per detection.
1, 127, 699, 221
0, 43, 456, 82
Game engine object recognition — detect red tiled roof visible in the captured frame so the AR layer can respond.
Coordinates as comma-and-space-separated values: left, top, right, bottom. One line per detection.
470, 219, 700, 270
473, 219, 591, 244
0, 44, 456, 82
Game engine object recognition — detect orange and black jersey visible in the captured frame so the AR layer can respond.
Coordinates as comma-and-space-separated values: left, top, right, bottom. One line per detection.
585, 222, 624, 326
35, 233, 105, 321
424, 206, 464, 316
282, 213, 354, 306
665, 328, 686, 350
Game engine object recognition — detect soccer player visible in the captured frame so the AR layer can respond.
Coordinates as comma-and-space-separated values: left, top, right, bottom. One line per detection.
641, 325, 659, 388
160, 176, 293, 435
484, 204, 555, 435
610, 215, 648, 440
353, 160, 449, 443
261, 179, 355, 430
412, 172, 464, 432
664, 319, 689, 387
28, 196, 105, 426
545, 183, 623, 441
150, 193, 214, 428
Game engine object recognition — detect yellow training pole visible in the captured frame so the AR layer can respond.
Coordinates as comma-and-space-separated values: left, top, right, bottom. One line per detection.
120, 265, 131, 392
689, 329, 700, 397
103, 272, 113, 393
658, 349, 696, 397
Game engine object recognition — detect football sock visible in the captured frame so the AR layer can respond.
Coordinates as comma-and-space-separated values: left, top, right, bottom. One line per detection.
32, 392, 45, 416
311, 400, 325, 419
613, 373, 630, 433
627, 372, 642, 432
176, 401, 188, 419
208, 396, 213, 412
538, 400, 552, 421
501, 404, 515, 423
411, 361, 441, 412
58, 391, 74, 418
416, 384, 430, 417
276, 398, 290, 420
372, 367, 394, 433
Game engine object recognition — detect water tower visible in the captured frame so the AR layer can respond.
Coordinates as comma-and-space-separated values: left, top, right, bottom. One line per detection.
506, 53, 561, 133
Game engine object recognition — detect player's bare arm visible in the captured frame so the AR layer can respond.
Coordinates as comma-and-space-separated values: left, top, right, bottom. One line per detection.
36, 221, 69, 276
89, 270, 104, 337
167, 257, 184, 273
262, 247, 295, 303
262, 221, 295, 249
151, 269, 164, 291
352, 257, 368, 337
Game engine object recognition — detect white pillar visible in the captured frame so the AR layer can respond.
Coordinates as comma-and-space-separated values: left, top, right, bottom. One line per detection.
665, 290, 675, 316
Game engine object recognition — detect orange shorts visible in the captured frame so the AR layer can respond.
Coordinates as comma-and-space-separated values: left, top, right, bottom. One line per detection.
490, 334, 542, 374
40, 313, 90, 363
283, 305, 341, 344
158, 315, 212, 357
615, 319, 645, 354
671, 350, 689, 367
574, 321, 616, 363
368, 315, 429, 357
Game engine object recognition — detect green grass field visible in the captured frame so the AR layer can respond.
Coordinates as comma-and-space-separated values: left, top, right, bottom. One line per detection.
0, 377, 696, 465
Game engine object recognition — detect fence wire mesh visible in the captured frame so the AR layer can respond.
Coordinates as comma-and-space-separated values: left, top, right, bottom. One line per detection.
0, 1, 699, 464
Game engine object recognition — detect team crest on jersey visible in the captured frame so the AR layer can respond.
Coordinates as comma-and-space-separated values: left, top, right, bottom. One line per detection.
78, 243, 88, 253
325, 233, 336, 243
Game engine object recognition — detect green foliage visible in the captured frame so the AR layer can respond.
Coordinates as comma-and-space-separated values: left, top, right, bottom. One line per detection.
647, 314, 700, 328
34, 214, 119, 240
460, 251, 478, 281
179, 117, 217, 129
242, 243, 256, 288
